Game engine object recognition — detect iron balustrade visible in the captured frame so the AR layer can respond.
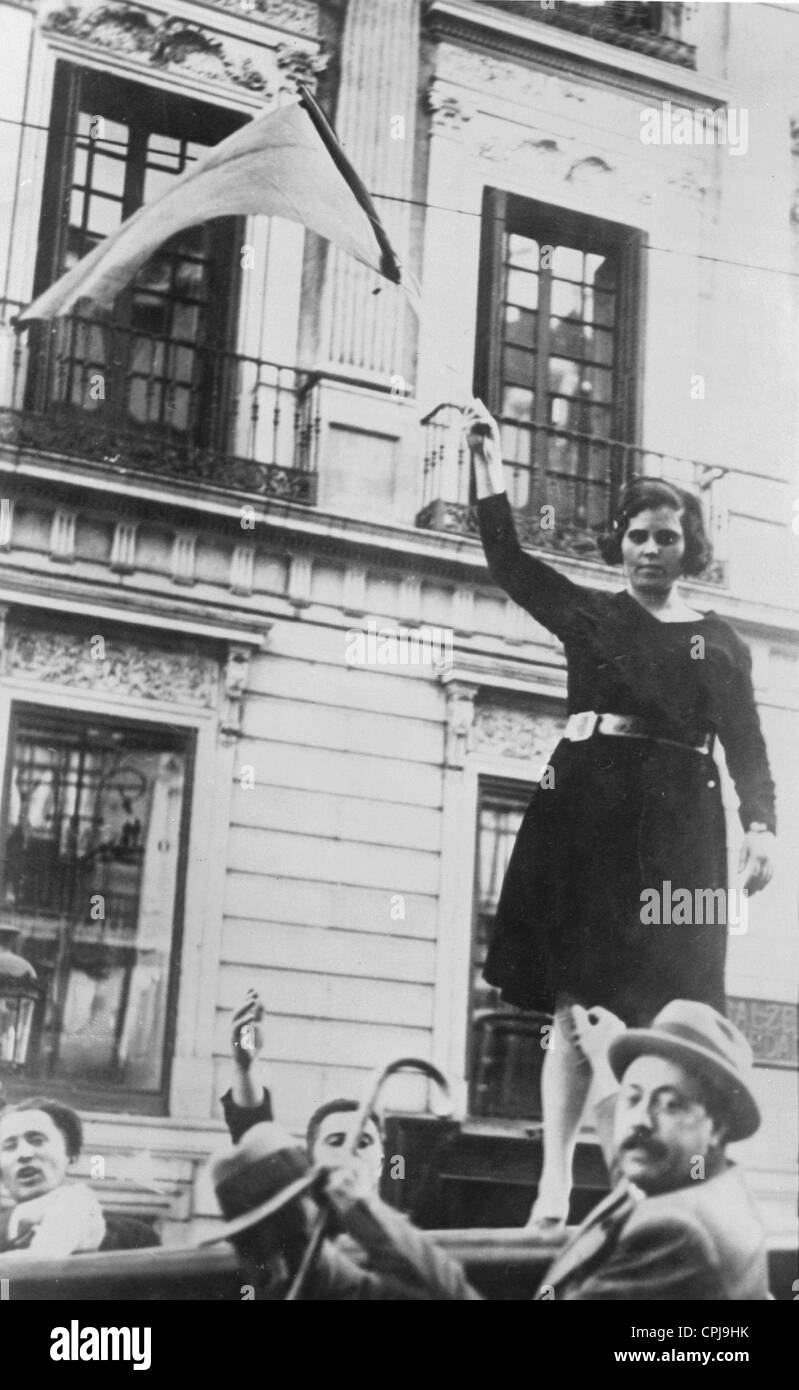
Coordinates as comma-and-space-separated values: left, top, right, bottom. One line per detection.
481, 1, 697, 69
0, 302, 320, 503
417, 402, 728, 584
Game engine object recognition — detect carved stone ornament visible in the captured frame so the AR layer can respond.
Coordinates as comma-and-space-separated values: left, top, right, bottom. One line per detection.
666, 167, 709, 203
426, 80, 475, 133
219, 641, 253, 742
3, 625, 218, 707
566, 154, 614, 183
443, 681, 478, 769
275, 39, 328, 93
204, 0, 320, 38
474, 129, 565, 170
473, 706, 565, 763
41, 2, 294, 96
436, 45, 548, 104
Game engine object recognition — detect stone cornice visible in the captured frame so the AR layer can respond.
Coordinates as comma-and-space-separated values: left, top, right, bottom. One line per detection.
424, 0, 732, 108
0, 568, 269, 647
1, 455, 798, 641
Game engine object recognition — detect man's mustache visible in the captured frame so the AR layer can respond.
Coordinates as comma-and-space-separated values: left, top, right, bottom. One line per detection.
620, 1131, 665, 1158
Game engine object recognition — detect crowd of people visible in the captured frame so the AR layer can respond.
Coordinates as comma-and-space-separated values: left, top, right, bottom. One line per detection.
0, 402, 777, 1297
0, 973, 773, 1298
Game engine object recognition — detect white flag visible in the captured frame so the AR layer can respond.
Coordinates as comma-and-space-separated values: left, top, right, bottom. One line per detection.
19, 93, 417, 322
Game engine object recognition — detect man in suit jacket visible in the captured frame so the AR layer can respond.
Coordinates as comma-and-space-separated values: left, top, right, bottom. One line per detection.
205, 1000, 768, 1300
312, 1000, 768, 1300
536, 999, 769, 1300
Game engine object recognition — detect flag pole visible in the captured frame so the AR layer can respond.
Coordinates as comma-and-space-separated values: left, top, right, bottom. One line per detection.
295, 82, 402, 285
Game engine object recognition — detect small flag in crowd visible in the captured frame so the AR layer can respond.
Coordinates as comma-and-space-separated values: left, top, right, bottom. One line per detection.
17, 85, 418, 323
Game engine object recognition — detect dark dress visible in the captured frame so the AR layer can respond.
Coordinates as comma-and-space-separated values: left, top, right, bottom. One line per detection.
477, 493, 776, 1026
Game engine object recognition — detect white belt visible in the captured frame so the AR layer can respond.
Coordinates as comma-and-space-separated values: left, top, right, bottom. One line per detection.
564, 711, 712, 755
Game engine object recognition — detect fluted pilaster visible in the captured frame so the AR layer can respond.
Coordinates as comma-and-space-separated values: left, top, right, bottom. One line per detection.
321, 0, 419, 380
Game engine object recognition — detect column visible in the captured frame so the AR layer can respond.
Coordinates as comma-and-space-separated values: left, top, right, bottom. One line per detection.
320, 0, 420, 381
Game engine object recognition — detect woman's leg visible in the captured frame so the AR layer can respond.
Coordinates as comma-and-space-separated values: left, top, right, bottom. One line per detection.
528, 1003, 593, 1225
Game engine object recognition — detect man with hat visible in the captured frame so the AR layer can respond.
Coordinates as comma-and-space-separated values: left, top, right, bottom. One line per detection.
208, 1120, 480, 1299
537, 998, 768, 1300
208, 1001, 768, 1300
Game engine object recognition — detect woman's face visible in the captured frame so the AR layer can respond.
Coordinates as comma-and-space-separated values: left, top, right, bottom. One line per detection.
621, 505, 686, 596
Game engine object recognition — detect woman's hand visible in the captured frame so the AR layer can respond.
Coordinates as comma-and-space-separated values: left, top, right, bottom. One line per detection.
569, 1005, 625, 1107
463, 399, 505, 498
569, 1005, 626, 1066
231, 989, 265, 1071
320, 1162, 373, 1220
738, 831, 774, 894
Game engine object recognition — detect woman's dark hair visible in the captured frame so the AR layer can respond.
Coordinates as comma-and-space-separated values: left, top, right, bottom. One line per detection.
598, 477, 712, 578
2, 1096, 83, 1161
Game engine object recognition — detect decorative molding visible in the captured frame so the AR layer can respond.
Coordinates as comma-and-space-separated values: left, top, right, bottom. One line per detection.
0, 497, 15, 552
203, 0, 320, 37
4, 625, 218, 706
665, 168, 709, 202
473, 705, 565, 763
110, 521, 138, 574
566, 154, 614, 183
451, 586, 474, 637
171, 532, 197, 586
727, 997, 798, 1070
0, 604, 9, 665
275, 39, 328, 92
288, 551, 312, 609
398, 575, 422, 627
229, 542, 255, 596
50, 508, 76, 563
41, 2, 289, 96
426, 78, 475, 133
219, 641, 253, 743
443, 680, 478, 769
342, 563, 367, 618
435, 44, 551, 103
503, 598, 527, 646
426, 5, 730, 108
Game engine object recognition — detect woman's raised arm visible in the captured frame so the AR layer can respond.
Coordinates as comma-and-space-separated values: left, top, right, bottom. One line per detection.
464, 400, 586, 641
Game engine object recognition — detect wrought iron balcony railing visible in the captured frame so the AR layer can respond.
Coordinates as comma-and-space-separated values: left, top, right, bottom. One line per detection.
417, 403, 727, 584
0, 303, 319, 503
482, 1, 697, 70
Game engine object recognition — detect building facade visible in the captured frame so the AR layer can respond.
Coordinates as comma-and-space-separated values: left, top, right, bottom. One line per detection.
0, 0, 796, 1245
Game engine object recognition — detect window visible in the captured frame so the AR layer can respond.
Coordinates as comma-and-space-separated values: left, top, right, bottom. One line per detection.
468, 779, 549, 1120
0, 708, 193, 1110
27, 64, 243, 449
475, 191, 645, 537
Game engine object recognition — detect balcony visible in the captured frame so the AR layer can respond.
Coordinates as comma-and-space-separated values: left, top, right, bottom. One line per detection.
417, 403, 727, 584
0, 302, 320, 504
481, 0, 697, 70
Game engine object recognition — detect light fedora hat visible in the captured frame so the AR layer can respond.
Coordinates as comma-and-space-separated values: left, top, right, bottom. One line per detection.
608, 1000, 761, 1142
203, 1121, 316, 1246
